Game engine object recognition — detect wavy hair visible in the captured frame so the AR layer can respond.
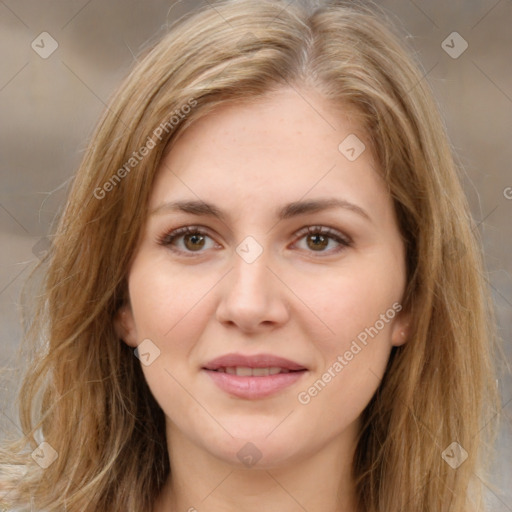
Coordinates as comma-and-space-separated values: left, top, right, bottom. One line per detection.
0, 0, 501, 510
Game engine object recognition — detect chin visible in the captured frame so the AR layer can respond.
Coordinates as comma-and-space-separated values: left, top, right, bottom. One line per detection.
199, 428, 308, 469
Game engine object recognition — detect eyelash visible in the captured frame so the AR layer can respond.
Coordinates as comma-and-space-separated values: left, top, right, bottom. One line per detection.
157, 225, 353, 258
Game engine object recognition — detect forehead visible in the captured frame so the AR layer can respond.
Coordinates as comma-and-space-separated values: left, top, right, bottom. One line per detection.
150, 87, 390, 221
165, 87, 367, 163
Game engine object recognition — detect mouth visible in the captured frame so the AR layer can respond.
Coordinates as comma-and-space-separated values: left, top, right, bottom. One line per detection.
202, 352, 307, 372
207, 366, 305, 376
202, 353, 308, 399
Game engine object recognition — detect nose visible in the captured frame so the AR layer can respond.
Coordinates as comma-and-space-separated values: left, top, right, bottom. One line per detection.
215, 248, 290, 333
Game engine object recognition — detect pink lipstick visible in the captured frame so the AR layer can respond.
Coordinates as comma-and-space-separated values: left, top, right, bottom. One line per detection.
202, 353, 308, 399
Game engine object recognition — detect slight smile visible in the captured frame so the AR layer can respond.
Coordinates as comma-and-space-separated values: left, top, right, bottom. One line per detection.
202, 353, 309, 399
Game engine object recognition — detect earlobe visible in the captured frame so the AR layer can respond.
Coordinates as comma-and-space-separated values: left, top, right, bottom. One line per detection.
113, 304, 138, 348
391, 313, 411, 347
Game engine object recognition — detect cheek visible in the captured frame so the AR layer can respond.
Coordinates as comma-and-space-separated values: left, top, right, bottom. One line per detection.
127, 261, 208, 418
300, 257, 403, 345
295, 255, 402, 399
294, 274, 398, 428
126, 258, 220, 408
295, 351, 388, 444
128, 256, 217, 341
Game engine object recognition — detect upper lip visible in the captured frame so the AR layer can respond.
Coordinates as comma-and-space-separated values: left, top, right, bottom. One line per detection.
203, 353, 307, 371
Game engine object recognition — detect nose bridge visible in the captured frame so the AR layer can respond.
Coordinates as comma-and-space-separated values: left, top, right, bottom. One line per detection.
216, 238, 289, 330
229, 242, 273, 303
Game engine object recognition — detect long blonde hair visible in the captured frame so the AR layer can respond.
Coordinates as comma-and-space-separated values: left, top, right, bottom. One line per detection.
0, 1, 501, 510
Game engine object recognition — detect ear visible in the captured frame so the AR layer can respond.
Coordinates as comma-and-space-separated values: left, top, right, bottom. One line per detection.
390, 309, 411, 347
113, 303, 139, 348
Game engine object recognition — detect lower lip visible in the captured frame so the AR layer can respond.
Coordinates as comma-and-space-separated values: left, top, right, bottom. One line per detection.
203, 369, 307, 399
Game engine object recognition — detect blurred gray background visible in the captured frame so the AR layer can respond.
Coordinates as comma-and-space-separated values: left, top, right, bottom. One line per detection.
0, 0, 510, 509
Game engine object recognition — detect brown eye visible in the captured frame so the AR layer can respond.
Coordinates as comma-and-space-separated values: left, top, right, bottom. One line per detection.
159, 226, 216, 255
294, 226, 352, 255
182, 232, 206, 251
158, 224, 352, 258
305, 233, 329, 251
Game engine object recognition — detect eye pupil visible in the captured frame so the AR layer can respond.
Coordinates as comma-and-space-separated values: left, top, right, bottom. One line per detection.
307, 234, 328, 251
185, 233, 205, 250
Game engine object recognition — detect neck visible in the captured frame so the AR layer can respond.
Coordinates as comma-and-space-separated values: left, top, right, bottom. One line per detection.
154, 420, 360, 512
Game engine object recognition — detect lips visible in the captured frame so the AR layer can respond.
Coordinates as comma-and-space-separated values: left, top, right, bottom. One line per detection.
202, 353, 307, 372
202, 353, 308, 399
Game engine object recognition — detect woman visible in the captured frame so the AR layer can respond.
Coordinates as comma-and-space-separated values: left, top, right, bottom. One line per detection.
0, 0, 501, 510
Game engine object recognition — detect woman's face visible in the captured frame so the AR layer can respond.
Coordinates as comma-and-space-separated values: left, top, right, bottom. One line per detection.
116, 86, 410, 468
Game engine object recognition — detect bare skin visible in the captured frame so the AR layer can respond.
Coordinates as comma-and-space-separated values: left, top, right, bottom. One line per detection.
114, 86, 410, 512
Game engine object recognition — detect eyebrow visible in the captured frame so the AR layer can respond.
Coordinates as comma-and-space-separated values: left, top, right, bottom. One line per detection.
150, 197, 372, 223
